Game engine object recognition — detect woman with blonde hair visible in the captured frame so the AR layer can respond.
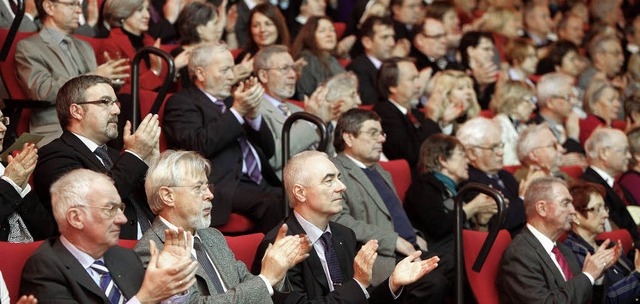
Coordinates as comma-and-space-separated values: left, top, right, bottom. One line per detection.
426, 70, 481, 135
491, 80, 537, 165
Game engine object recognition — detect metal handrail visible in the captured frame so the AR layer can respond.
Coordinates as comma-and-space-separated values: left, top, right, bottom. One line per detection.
454, 183, 507, 304
281, 112, 328, 216
130, 46, 175, 131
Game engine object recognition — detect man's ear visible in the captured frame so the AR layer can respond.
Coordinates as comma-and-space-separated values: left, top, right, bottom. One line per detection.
67, 208, 84, 230
293, 184, 306, 203
158, 186, 175, 207
195, 66, 206, 83
343, 132, 356, 148
535, 200, 548, 217
257, 69, 269, 84
361, 36, 373, 51
69, 104, 85, 121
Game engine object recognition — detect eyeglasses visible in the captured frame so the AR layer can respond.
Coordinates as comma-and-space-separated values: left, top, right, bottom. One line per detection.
359, 129, 386, 139
264, 65, 296, 74
50, 0, 82, 8
522, 95, 537, 105
421, 32, 446, 40
77, 203, 126, 218
170, 183, 215, 195
0, 116, 9, 126
579, 205, 609, 215
471, 142, 504, 153
75, 98, 120, 108
550, 93, 578, 103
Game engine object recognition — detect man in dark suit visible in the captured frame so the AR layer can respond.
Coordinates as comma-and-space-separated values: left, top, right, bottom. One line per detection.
372, 57, 440, 171
347, 16, 395, 105
581, 128, 639, 242
163, 42, 283, 233
411, 17, 462, 73
389, 0, 423, 41
21, 169, 197, 303
135, 150, 307, 302
34, 75, 159, 240
253, 150, 439, 303
457, 117, 526, 236
497, 177, 618, 303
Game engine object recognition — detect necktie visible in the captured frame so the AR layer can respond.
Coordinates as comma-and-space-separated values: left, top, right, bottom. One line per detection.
551, 246, 573, 281
8, 0, 17, 14
406, 112, 420, 128
7, 212, 33, 243
488, 174, 505, 191
278, 103, 291, 117
60, 37, 82, 74
320, 231, 343, 286
94, 145, 114, 170
193, 238, 225, 294
90, 260, 124, 304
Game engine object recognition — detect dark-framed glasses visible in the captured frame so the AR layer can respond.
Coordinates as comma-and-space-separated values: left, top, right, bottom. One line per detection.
50, 0, 82, 8
170, 183, 215, 195
75, 98, 120, 108
360, 129, 386, 139
78, 203, 126, 218
579, 205, 609, 215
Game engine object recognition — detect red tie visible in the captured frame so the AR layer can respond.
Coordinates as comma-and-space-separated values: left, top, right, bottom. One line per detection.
552, 245, 573, 281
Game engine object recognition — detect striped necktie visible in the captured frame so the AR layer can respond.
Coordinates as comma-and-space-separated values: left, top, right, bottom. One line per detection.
90, 260, 124, 304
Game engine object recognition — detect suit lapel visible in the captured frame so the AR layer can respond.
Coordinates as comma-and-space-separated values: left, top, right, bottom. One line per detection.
286, 216, 330, 291
522, 228, 567, 285
40, 32, 78, 77
61, 132, 108, 171
199, 229, 233, 289
336, 154, 391, 217
52, 239, 107, 302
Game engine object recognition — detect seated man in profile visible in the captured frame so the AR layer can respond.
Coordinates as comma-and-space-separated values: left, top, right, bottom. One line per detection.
20, 169, 197, 303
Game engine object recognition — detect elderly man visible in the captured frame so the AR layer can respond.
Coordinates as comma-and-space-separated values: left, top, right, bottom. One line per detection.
135, 150, 306, 302
411, 17, 461, 73
373, 57, 440, 171
557, 14, 586, 47
497, 177, 618, 303
34, 75, 159, 240
254, 150, 439, 303
514, 124, 568, 183
347, 16, 396, 104
15, 0, 128, 145
457, 117, 526, 235
163, 42, 283, 233
21, 169, 198, 303
578, 34, 625, 91
531, 72, 585, 155
581, 128, 639, 242
522, 2, 555, 48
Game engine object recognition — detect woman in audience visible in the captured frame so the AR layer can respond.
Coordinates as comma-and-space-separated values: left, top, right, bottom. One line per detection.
491, 80, 537, 166
564, 180, 640, 304
404, 134, 497, 253
237, 3, 291, 62
102, 0, 188, 91
292, 16, 345, 100
619, 126, 640, 204
505, 38, 538, 86
425, 70, 481, 136
579, 80, 622, 145
536, 40, 584, 78
459, 31, 499, 109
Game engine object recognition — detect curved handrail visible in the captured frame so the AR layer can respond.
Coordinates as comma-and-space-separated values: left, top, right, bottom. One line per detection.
281, 112, 328, 216
0, 0, 24, 60
130, 46, 175, 131
454, 182, 507, 304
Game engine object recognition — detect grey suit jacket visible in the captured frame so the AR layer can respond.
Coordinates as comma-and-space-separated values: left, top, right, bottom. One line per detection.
0, 2, 38, 32
15, 29, 96, 144
496, 226, 593, 303
259, 97, 319, 180
134, 218, 273, 304
330, 153, 399, 285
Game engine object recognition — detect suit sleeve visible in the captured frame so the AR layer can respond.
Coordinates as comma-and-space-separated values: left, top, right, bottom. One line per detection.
403, 178, 459, 241
20, 247, 82, 303
346, 59, 377, 105
15, 39, 71, 102
0, 181, 54, 241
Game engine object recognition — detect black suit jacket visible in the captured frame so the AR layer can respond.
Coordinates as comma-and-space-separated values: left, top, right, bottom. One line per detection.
497, 226, 592, 303
20, 238, 145, 303
372, 100, 441, 171
581, 167, 640, 242
346, 55, 379, 105
33, 131, 152, 239
162, 87, 279, 226
252, 216, 395, 304
0, 180, 55, 241
462, 166, 526, 236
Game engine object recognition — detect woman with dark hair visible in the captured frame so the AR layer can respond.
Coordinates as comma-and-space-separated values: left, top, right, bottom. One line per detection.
404, 134, 496, 253
564, 181, 640, 304
536, 40, 583, 77
102, 0, 189, 91
292, 16, 345, 100
458, 31, 498, 109
237, 3, 291, 62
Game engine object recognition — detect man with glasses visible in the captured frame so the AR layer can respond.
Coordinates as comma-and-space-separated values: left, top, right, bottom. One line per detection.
330, 108, 451, 302
21, 168, 199, 303
390, 0, 423, 41
581, 128, 639, 243
532, 72, 586, 156
457, 117, 526, 236
135, 150, 308, 302
514, 124, 568, 183
163, 42, 284, 233
15, 0, 128, 146
411, 17, 462, 73
34, 75, 160, 240
578, 34, 625, 91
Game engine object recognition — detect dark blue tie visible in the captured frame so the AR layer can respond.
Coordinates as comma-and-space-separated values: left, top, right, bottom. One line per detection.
320, 231, 343, 286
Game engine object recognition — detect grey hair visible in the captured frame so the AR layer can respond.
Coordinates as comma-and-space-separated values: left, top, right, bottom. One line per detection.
584, 127, 624, 160
587, 34, 620, 60
536, 72, 574, 108
283, 151, 328, 208
188, 42, 229, 81
145, 150, 211, 215
583, 79, 615, 114
325, 72, 359, 103
103, 0, 145, 27
517, 123, 551, 164
50, 169, 114, 233
456, 117, 501, 147
253, 44, 290, 75
523, 176, 567, 219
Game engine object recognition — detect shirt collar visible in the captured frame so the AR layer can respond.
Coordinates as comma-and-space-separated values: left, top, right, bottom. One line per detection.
293, 210, 331, 246
627, 44, 639, 54
365, 54, 382, 70
590, 166, 615, 187
345, 154, 367, 169
159, 216, 200, 250
43, 27, 69, 45
527, 223, 556, 254
244, 0, 258, 10
60, 235, 100, 270
388, 98, 408, 115
72, 132, 102, 153
263, 93, 285, 114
